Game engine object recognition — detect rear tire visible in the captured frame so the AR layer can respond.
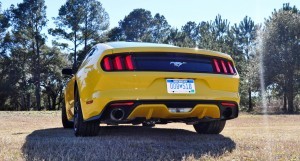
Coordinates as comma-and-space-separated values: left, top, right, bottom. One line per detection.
193, 120, 226, 134
74, 88, 99, 137
62, 105, 73, 128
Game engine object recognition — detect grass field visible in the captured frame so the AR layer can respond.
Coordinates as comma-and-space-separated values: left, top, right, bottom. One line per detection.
0, 111, 299, 161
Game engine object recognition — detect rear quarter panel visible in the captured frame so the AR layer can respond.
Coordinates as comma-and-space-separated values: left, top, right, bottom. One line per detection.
65, 77, 75, 120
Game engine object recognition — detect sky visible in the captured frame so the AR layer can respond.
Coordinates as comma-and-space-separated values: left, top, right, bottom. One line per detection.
2, 0, 300, 28
1, 0, 300, 44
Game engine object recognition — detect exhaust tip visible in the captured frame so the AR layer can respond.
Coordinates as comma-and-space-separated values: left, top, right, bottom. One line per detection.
222, 107, 233, 118
110, 108, 125, 121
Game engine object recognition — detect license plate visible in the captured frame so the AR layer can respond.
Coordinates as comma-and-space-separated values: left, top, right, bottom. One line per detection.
166, 79, 195, 94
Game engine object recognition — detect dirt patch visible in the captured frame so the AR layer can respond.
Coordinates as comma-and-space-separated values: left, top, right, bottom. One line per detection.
0, 111, 299, 160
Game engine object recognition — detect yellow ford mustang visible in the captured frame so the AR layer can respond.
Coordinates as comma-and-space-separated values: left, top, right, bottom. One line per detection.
62, 42, 240, 136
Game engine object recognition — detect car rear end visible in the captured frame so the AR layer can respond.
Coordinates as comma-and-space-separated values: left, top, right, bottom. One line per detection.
80, 45, 239, 126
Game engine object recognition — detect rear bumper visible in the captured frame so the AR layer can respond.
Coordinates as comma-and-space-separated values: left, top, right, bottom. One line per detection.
77, 72, 240, 121
88, 100, 238, 123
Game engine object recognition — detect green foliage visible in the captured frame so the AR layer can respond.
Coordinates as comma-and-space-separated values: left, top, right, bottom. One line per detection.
49, 0, 109, 70
9, 0, 48, 110
40, 46, 69, 110
231, 16, 258, 111
119, 9, 153, 42
151, 13, 171, 43
0, 2, 299, 112
261, 4, 300, 112
109, 9, 171, 43
107, 27, 125, 41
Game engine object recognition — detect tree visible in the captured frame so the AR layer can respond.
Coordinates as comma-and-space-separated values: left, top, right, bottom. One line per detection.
108, 9, 171, 44
262, 3, 300, 113
1, 31, 33, 110
50, 0, 109, 70
171, 21, 199, 47
198, 15, 231, 52
232, 16, 257, 111
119, 8, 153, 42
11, 0, 47, 110
49, 0, 84, 70
81, 0, 109, 53
164, 28, 182, 46
151, 13, 171, 43
107, 27, 125, 41
40, 46, 68, 110
0, 2, 11, 106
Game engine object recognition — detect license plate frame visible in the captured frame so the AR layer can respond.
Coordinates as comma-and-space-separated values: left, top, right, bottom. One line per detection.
166, 79, 196, 94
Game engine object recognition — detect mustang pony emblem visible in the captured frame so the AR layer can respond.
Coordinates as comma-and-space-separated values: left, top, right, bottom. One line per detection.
170, 62, 187, 67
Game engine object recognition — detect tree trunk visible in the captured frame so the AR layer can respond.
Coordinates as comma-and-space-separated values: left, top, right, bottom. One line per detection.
282, 92, 287, 112
26, 93, 30, 111
287, 93, 294, 113
35, 36, 41, 111
58, 86, 63, 110
287, 74, 294, 113
21, 95, 25, 111
84, 16, 88, 54
73, 31, 77, 71
51, 95, 57, 111
47, 94, 51, 110
247, 87, 252, 111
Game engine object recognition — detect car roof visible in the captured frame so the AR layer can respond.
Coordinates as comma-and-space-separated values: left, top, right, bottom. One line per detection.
104, 41, 177, 49
97, 41, 232, 60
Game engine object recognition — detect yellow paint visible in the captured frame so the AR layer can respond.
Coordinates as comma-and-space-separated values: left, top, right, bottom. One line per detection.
64, 43, 240, 121
127, 104, 220, 119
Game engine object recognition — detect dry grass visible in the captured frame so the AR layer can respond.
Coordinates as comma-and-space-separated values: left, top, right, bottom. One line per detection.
0, 111, 299, 161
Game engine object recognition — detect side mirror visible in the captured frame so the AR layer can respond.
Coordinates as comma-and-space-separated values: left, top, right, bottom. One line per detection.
62, 68, 74, 76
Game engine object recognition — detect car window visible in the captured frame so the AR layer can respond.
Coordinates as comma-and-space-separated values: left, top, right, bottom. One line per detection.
87, 48, 96, 58
82, 47, 97, 62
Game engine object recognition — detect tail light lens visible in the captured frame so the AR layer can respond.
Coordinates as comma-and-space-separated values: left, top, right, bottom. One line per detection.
212, 58, 236, 75
227, 61, 235, 74
220, 60, 228, 74
125, 55, 134, 70
101, 53, 236, 75
113, 56, 123, 70
102, 55, 135, 71
103, 57, 112, 71
213, 59, 221, 73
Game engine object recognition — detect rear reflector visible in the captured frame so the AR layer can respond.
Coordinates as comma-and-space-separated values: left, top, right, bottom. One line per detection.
86, 100, 93, 104
221, 102, 236, 107
110, 102, 134, 106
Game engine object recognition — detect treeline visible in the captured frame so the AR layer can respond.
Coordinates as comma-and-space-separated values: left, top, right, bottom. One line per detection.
0, 0, 299, 113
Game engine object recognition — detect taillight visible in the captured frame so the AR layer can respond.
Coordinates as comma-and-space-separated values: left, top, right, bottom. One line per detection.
227, 61, 234, 74
102, 55, 135, 71
113, 56, 123, 70
103, 57, 112, 71
125, 55, 134, 70
220, 60, 228, 74
212, 58, 236, 75
213, 59, 221, 73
